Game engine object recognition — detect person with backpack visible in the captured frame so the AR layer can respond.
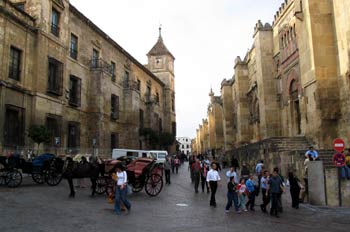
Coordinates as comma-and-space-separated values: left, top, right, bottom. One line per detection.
191, 158, 201, 193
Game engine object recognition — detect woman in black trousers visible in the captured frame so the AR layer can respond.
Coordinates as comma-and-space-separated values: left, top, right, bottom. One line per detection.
288, 172, 301, 209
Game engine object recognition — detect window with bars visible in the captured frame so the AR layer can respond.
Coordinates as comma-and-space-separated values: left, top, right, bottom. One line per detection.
111, 61, 116, 81
4, 105, 24, 146
67, 122, 80, 153
51, 8, 60, 37
47, 57, 63, 96
111, 94, 119, 120
111, 133, 119, 150
8, 46, 21, 81
69, 75, 81, 107
46, 115, 62, 147
70, 33, 78, 59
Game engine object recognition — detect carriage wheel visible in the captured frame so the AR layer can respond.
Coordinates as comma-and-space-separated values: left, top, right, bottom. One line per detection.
46, 168, 63, 186
6, 170, 22, 188
32, 173, 45, 184
132, 182, 143, 193
145, 173, 163, 197
95, 177, 106, 195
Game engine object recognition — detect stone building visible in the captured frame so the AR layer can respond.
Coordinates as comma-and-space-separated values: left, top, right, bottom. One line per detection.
194, 0, 350, 206
0, 0, 176, 157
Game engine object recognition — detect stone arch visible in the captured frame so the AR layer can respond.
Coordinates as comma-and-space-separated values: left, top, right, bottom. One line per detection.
286, 70, 302, 135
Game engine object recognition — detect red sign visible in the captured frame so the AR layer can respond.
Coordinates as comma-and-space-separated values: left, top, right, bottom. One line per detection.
333, 138, 345, 153
333, 153, 346, 167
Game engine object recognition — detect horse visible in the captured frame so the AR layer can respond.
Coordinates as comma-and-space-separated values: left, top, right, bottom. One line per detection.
62, 156, 104, 198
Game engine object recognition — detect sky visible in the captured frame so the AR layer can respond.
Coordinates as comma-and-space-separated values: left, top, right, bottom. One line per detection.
70, 0, 284, 139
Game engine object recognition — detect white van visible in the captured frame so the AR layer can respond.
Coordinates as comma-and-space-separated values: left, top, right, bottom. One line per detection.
148, 150, 168, 163
112, 149, 149, 160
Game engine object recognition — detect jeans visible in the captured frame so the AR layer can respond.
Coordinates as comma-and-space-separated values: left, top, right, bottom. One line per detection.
340, 166, 350, 179
239, 194, 246, 210
270, 193, 279, 216
209, 181, 218, 206
225, 191, 239, 211
246, 191, 255, 210
201, 175, 209, 192
115, 185, 131, 214
261, 188, 270, 210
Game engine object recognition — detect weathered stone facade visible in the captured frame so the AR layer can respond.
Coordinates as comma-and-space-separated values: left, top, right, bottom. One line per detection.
193, 0, 350, 156
0, 0, 176, 157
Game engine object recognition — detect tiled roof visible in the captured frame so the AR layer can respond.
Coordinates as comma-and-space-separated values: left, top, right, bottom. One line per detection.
147, 35, 175, 60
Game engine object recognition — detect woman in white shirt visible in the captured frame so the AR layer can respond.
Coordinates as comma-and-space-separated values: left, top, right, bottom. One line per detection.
206, 163, 221, 207
114, 165, 131, 215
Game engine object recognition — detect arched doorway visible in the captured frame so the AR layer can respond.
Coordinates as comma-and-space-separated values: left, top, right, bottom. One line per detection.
290, 80, 301, 135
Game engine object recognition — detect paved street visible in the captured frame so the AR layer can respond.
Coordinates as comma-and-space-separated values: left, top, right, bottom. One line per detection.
1, 163, 350, 232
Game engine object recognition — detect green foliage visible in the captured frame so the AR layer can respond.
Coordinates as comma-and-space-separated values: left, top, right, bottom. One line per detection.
28, 125, 51, 148
139, 128, 159, 149
159, 132, 175, 149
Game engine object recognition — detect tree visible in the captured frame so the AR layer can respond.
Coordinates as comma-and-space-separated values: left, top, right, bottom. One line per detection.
159, 132, 175, 151
28, 125, 51, 155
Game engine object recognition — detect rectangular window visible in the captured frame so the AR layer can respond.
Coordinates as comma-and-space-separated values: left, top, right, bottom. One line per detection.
46, 115, 62, 147
111, 61, 116, 81
67, 122, 80, 153
70, 34, 78, 60
139, 109, 144, 129
51, 8, 60, 37
146, 86, 151, 101
137, 79, 141, 91
124, 71, 129, 88
111, 133, 119, 150
69, 75, 81, 107
156, 92, 160, 103
111, 94, 119, 120
91, 49, 99, 68
8, 46, 21, 81
4, 105, 24, 146
47, 57, 63, 95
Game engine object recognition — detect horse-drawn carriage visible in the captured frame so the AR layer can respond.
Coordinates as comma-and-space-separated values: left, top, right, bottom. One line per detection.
95, 156, 164, 197
0, 153, 64, 188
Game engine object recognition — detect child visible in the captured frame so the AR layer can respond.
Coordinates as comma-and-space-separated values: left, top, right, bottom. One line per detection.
237, 178, 248, 212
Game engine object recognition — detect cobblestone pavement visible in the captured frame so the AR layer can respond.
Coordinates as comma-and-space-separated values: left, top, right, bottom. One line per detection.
1, 163, 350, 232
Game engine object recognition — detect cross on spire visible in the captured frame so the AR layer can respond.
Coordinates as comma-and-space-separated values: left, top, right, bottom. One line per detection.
159, 24, 162, 38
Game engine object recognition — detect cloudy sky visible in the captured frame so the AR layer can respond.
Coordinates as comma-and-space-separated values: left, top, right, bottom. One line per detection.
70, 0, 284, 138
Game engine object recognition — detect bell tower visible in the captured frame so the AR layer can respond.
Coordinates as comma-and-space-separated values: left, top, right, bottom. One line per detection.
147, 26, 176, 140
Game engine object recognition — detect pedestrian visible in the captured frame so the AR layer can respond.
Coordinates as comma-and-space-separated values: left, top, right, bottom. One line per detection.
288, 172, 301, 209
237, 178, 248, 212
206, 163, 221, 207
225, 177, 240, 214
164, 157, 171, 184
77, 156, 88, 188
174, 156, 180, 174
255, 160, 264, 196
226, 166, 238, 184
241, 163, 250, 181
274, 167, 285, 213
305, 146, 319, 161
260, 170, 270, 213
171, 155, 175, 174
114, 165, 131, 215
201, 161, 209, 193
231, 155, 240, 172
267, 169, 284, 218
245, 175, 256, 211
211, 159, 222, 172
191, 158, 201, 193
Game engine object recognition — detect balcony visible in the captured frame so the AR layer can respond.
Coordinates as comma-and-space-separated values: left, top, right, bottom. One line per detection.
90, 58, 113, 76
